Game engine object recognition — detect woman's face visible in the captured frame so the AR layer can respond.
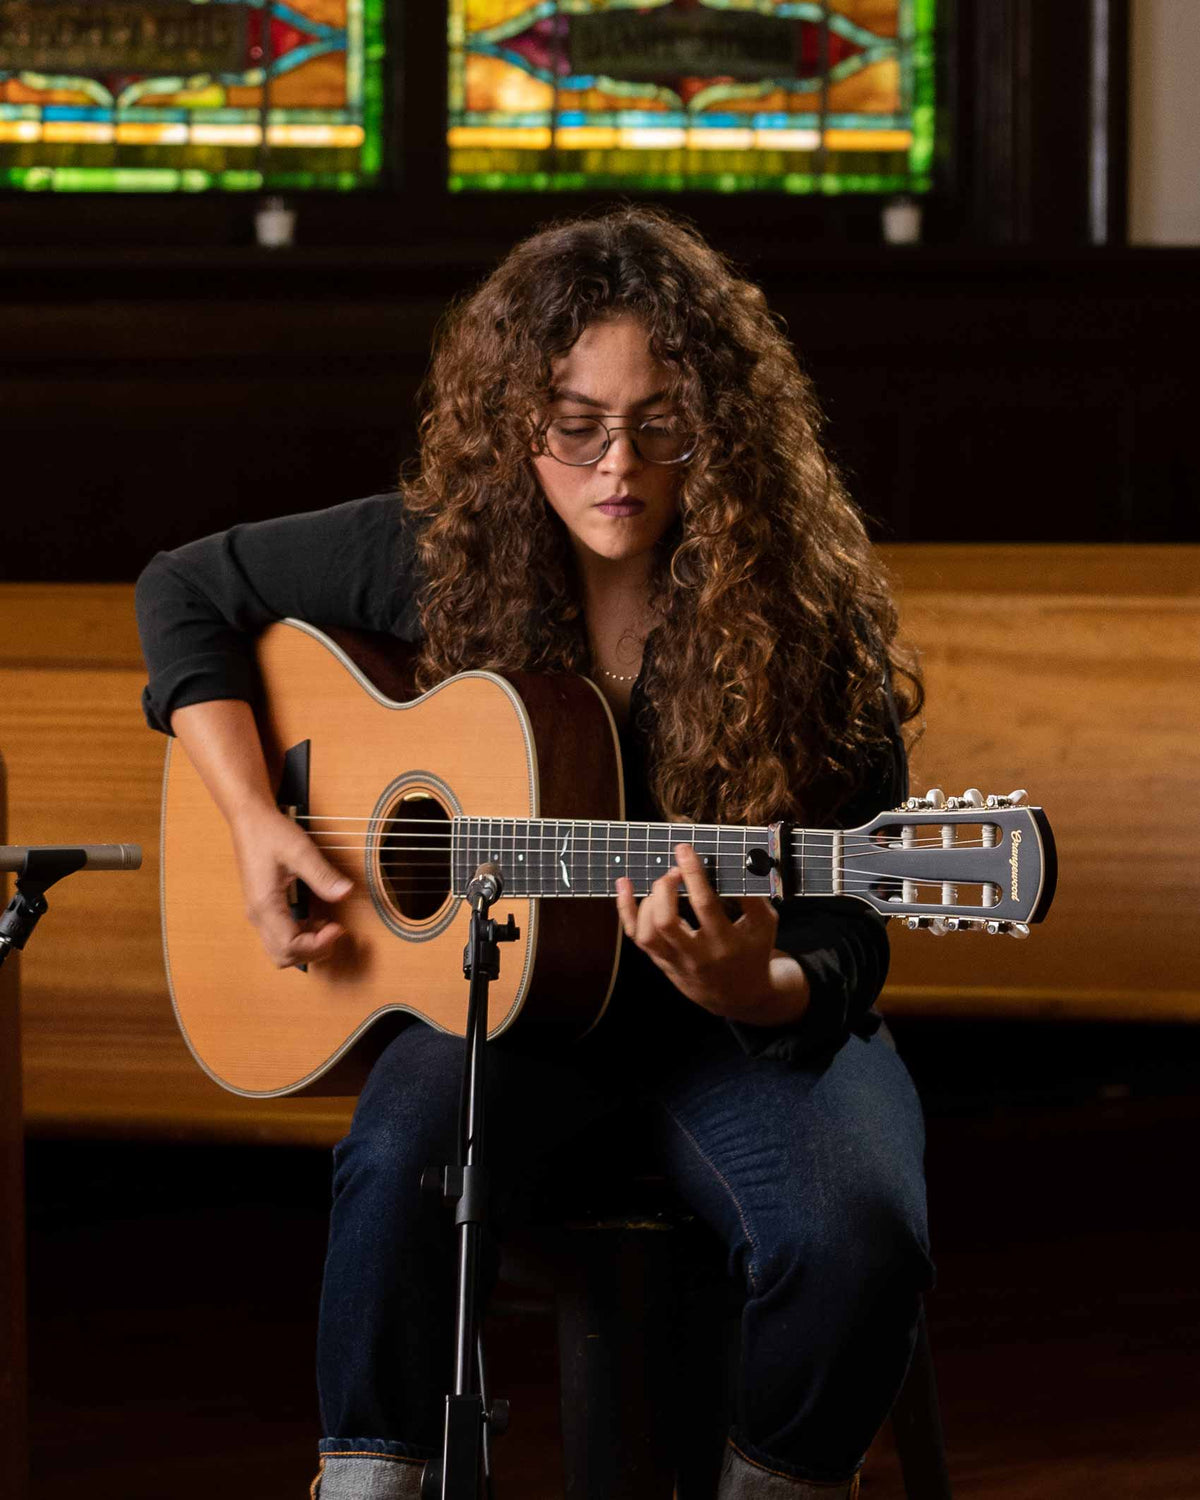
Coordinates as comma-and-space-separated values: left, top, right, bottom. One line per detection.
532, 314, 683, 572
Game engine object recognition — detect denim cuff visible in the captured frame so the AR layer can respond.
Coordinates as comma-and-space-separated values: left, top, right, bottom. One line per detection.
312, 1450, 425, 1500
728, 1430, 862, 1488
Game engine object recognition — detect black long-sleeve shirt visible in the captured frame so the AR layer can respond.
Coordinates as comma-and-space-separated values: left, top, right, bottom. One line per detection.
135, 492, 904, 1064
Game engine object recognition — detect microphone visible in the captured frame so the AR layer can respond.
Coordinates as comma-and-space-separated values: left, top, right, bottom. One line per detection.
466, 861, 503, 907
0, 845, 142, 873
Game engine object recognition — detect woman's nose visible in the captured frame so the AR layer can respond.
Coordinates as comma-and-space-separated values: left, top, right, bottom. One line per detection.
599, 427, 643, 472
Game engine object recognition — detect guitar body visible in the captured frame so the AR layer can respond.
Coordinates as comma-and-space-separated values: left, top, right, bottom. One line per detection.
161, 620, 624, 1098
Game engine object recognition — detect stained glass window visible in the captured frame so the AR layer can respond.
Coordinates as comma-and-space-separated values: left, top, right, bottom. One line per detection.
0, 0, 385, 191
448, 0, 935, 194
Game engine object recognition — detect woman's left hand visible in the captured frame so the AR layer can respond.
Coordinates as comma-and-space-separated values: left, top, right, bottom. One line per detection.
615, 843, 810, 1025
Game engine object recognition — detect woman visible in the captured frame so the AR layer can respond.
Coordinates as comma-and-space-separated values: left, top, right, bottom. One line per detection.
136, 205, 933, 1499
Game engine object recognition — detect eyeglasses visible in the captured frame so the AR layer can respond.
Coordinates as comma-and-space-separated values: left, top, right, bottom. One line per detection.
538, 415, 698, 468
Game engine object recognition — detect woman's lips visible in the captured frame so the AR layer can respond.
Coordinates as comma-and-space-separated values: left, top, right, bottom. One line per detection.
595, 498, 645, 517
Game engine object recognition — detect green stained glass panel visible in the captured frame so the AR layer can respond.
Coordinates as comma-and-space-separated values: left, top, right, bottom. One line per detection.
448, 0, 936, 194
0, 0, 386, 191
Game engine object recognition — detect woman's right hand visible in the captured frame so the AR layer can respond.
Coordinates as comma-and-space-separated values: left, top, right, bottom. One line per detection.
229, 802, 353, 969
167, 699, 354, 968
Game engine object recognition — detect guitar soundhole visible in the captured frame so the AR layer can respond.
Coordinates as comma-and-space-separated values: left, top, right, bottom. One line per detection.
377, 790, 452, 922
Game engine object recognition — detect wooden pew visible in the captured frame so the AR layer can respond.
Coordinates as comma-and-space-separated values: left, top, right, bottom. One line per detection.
0, 587, 350, 1146
884, 546, 1200, 1021
1, 547, 1197, 1146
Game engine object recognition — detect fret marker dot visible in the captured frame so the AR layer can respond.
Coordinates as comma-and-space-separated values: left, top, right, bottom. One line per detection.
614, 855, 622, 864
656, 856, 663, 864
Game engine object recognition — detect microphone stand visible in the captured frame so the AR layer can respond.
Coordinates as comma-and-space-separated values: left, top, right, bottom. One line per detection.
0, 847, 140, 971
421, 865, 518, 1500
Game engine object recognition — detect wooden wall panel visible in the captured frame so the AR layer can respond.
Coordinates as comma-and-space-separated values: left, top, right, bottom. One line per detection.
1, 550, 1197, 1143
2, 249, 1199, 588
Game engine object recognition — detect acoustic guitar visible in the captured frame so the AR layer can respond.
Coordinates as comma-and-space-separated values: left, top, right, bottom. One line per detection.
160, 620, 1057, 1098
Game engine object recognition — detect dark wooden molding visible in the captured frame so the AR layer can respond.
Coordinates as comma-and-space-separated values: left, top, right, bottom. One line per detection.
1094, 0, 1131, 245
956, 0, 1128, 246
3, 244, 1198, 565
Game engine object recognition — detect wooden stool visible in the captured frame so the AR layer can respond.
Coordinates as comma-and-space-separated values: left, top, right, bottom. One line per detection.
509, 1182, 951, 1500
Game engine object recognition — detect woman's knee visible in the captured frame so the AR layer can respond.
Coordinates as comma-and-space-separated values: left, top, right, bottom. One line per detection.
759, 1164, 932, 1312
333, 1025, 465, 1202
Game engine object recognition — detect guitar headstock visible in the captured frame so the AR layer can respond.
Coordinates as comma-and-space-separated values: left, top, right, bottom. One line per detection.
845, 788, 1057, 934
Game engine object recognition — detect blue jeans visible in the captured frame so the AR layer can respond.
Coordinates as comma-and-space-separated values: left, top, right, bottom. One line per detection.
315, 987, 932, 1490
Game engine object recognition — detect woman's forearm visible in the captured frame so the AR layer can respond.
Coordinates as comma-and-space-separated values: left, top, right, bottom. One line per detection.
169, 699, 276, 825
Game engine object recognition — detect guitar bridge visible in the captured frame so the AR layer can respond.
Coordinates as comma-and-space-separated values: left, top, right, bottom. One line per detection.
276, 739, 311, 972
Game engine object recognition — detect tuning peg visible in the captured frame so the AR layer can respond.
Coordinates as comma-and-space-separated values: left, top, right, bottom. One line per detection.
904, 787, 946, 811
903, 915, 953, 934
983, 919, 1031, 937
946, 788, 985, 810
985, 790, 1028, 809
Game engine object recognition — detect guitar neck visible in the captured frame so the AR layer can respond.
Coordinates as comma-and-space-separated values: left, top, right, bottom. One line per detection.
450, 816, 835, 900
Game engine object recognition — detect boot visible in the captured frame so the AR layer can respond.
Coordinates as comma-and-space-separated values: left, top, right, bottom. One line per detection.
309, 1452, 425, 1499
717, 1441, 861, 1499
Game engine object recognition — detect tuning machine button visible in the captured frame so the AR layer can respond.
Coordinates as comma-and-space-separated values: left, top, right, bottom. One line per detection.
945, 788, 985, 810
982, 919, 1031, 937
904, 915, 954, 935
986, 789, 1028, 809
904, 787, 946, 811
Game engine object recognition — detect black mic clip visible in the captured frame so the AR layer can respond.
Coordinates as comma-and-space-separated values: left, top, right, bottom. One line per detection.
465, 860, 504, 914
0, 846, 138, 969
461, 864, 519, 982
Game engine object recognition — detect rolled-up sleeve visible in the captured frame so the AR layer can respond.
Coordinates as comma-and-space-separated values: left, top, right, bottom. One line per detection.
726, 683, 909, 1065
135, 493, 421, 734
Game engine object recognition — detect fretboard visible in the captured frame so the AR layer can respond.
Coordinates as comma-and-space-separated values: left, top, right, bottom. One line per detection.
450, 817, 836, 900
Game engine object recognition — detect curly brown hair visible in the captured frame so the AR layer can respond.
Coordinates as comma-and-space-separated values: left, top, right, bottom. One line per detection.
401, 204, 922, 826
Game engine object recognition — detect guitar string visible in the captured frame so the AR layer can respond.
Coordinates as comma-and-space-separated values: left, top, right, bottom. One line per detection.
295, 822, 1001, 848
300, 851, 1000, 873
292, 816, 1002, 840
293, 825, 1003, 862
297, 822, 996, 846
300, 838, 1000, 859
289, 860, 985, 891
283, 876, 954, 900
294, 816, 1002, 838
287, 880, 925, 895
297, 840, 996, 852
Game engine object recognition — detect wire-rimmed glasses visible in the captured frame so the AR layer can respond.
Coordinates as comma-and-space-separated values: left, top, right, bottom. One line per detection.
538, 416, 698, 467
